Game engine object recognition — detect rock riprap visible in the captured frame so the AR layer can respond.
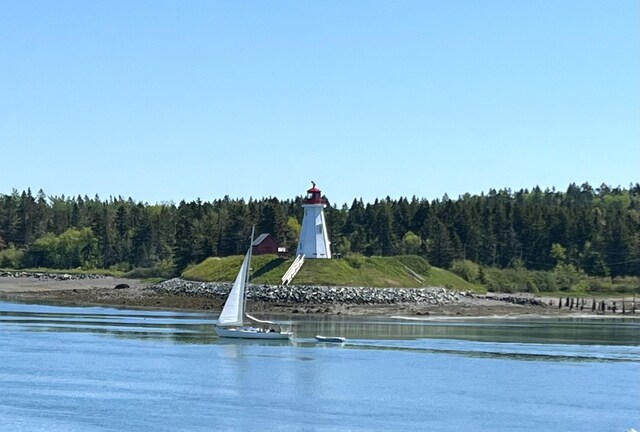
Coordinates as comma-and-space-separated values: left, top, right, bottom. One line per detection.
151, 278, 465, 305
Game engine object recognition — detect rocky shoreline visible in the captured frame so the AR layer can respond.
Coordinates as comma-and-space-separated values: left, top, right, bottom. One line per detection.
3, 271, 635, 317
154, 277, 470, 305
152, 278, 540, 306
0, 271, 563, 317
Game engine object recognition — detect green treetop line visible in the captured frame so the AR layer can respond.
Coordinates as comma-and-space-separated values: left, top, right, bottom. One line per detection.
0, 183, 638, 281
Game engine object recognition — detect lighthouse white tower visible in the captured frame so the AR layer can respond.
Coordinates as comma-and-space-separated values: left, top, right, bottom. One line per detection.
296, 182, 332, 259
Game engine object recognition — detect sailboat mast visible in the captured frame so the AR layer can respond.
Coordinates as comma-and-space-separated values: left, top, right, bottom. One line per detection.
242, 226, 255, 316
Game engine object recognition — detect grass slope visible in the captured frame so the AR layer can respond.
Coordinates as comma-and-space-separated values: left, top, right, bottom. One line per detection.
182, 254, 483, 292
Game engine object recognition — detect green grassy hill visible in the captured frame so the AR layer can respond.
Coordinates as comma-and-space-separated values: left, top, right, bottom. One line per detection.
182, 254, 483, 292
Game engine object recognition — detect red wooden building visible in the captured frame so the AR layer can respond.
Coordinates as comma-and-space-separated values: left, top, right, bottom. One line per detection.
252, 233, 279, 255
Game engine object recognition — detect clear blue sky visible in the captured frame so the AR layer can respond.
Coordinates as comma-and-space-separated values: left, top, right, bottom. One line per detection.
1, 1, 638, 206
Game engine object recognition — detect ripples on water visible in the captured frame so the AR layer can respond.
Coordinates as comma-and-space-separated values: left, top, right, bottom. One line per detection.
0, 302, 215, 343
2, 302, 640, 362
1, 301, 639, 432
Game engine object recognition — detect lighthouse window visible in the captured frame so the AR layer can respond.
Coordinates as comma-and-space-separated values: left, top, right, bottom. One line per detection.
317, 224, 323, 234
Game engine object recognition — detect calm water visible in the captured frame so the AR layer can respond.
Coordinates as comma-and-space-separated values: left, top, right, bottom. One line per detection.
1, 302, 639, 432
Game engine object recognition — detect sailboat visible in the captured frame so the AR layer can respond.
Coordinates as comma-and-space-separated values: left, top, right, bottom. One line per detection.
215, 227, 292, 340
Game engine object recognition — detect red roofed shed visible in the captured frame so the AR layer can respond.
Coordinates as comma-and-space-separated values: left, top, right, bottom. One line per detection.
252, 233, 279, 255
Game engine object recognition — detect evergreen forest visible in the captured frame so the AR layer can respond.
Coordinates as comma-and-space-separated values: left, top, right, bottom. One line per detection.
0, 183, 639, 292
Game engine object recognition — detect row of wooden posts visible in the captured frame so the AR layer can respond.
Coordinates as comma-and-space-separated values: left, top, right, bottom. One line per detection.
552, 295, 637, 314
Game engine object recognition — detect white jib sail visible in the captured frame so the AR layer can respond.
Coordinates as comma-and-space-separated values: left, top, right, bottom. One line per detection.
217, 250, 250, 327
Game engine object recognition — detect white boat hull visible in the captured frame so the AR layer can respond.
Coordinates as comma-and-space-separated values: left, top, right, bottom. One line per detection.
215, 326, 292, 340
315, 335, 346, 343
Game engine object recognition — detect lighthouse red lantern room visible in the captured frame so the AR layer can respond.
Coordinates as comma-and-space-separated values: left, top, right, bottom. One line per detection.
296, 182, 332, 259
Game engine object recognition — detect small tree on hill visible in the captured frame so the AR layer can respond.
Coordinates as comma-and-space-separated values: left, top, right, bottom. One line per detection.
400, 231, 422, 255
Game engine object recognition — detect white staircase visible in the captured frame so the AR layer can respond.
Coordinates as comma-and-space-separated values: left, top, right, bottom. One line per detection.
281, 254, 305, 285
403, 265, 425, 284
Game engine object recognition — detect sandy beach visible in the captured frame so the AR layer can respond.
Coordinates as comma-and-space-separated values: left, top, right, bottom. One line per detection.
2, 274, 633, 319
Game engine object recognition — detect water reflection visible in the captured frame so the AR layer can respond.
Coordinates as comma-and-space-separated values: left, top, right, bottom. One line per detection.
1, 301, 639, 363
0, 302, 216, 344
292, 314, 640, 346
339, 338, 640, 363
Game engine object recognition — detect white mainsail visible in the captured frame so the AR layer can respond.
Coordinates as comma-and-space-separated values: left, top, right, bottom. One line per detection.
215, 226, 291, 340
216, 249, 251, 327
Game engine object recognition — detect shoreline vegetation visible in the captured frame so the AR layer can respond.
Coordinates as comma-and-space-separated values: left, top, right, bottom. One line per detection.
1, 183, 639, 297
0, 271, 637, 319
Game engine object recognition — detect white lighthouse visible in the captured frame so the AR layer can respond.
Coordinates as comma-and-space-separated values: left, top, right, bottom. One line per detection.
296, 182, 332, 259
